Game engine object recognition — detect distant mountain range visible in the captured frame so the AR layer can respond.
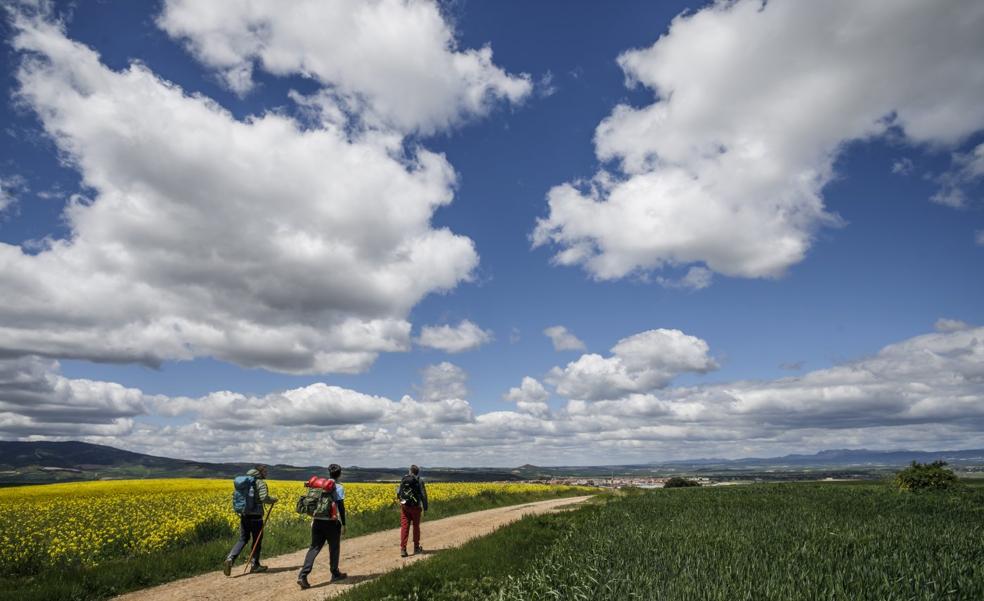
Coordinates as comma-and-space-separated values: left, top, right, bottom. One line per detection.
1, 440, 982, 485
0, 440, 522, 485
653, 448, 984, 468
508, 448, 984, 481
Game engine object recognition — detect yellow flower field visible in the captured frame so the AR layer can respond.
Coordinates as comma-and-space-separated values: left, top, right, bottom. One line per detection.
0, 479, 580, 573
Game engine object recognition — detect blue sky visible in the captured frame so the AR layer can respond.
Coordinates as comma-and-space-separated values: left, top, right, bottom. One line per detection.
0, 0, 982, 466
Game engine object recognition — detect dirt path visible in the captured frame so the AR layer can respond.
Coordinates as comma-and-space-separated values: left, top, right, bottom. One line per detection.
115, 496, 592, 601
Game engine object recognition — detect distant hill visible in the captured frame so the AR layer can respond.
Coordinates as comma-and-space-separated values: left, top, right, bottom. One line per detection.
508, 448, 984, 481
0, 440, 523, 485
653, 448, 984, 469
3, 440, 982, 486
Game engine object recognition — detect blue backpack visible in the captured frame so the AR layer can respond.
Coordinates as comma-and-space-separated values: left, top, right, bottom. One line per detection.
232, 475, 258, 515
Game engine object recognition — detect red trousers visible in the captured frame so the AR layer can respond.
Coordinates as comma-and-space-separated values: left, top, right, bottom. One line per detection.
400, 505, 422, 549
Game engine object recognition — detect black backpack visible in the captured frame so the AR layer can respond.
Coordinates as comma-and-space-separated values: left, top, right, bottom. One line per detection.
397, 474, 421, 506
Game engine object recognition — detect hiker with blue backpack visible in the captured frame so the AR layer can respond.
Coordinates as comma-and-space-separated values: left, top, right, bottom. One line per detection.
296, 463, 347, 589
396, 464, 428, 557
223, 465, 277, 576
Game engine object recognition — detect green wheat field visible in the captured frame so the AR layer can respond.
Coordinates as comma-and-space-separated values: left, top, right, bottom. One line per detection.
340, 482, 984, 601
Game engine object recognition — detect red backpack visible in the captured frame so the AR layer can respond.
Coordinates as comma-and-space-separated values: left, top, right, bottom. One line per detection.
295, 476, 339, 519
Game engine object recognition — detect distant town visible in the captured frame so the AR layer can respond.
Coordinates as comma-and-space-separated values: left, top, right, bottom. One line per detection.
537, 476, 715, 489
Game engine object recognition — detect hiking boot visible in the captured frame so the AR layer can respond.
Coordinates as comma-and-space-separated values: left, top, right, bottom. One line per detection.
297, 576, 310, 590
222, 558, 232, 577
331, 571, 348, 582
414, 544, 424, 554
400, 548, 408, 558
249, 564, 268, 573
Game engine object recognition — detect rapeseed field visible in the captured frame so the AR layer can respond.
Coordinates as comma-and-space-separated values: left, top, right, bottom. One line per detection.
0, 479, 572, 574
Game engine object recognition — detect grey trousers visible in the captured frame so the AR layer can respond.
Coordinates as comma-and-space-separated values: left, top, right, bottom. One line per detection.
227, 515, 264, 565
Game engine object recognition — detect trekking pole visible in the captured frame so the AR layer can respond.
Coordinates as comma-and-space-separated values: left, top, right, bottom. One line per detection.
242, 503, 274, 574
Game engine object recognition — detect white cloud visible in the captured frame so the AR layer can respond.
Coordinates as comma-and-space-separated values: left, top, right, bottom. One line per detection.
679, 266, 713, 290
891, 158, 914, 176
976, 230, 984, 246
536, 71, 558, 98
935, 318, 972, 333
534, 0, 984, 283
720, 327, 984, 428
578, 327, 984, 430
932, 143, 984, 208
159, 383, 393, 430
0, 175, 26, 214
417, 361, 468, 403
543, 325, 586, 351
503, 376, 550, 417
416, 320, 494, 353
390, 396, 474, 425
141, 326, 984, 464
2, 11, 479, 373
0, 356, 153, 437
6, 327, 984, 466
658, 266, 713, 290
547, 328, 717, 401
157, 0, 531, 134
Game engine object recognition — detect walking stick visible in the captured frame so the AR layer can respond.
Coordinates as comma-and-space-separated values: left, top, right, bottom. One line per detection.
243, 503, 274, 574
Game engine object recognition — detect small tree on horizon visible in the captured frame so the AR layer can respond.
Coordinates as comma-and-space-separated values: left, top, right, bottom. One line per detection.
893, 460, 958, 492
664, 476, 700, 488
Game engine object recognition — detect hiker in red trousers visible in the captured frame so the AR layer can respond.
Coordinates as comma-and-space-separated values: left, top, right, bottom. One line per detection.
396, 464, 428, 557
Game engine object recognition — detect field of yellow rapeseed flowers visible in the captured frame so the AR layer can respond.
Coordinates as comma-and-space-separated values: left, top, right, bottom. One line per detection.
0, 479, 576, 575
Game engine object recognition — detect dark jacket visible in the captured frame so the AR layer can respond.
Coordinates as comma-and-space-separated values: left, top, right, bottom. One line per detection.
396, 475, 428, 511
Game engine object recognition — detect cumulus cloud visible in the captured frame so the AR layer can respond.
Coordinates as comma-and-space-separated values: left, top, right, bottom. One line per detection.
157, 380, 474, 433
416, 320, 494, 353
534, 0, 984, 282
416, 361, 468, 403
569, 327, 984, 433
139, 326, 984, 464
390, 395, 474, 425
935, 318, 972, 333
6, 327, 984, 466
1, 10, 482, 373
543, 325, 586, 351
503, 376, 550, 417
159, 383, 393, 430
0, 356, 153, 437
157, 0, 531, 134
547, 329, 717, 401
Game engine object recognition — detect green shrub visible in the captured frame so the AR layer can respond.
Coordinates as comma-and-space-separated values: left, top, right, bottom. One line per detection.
893, 461, 958, 491
663, 476, 700, 488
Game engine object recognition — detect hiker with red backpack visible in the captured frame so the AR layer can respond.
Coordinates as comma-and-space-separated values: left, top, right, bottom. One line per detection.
223, 465, 277, 576
296, 463, 347, 589
396, 464, 428, 557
